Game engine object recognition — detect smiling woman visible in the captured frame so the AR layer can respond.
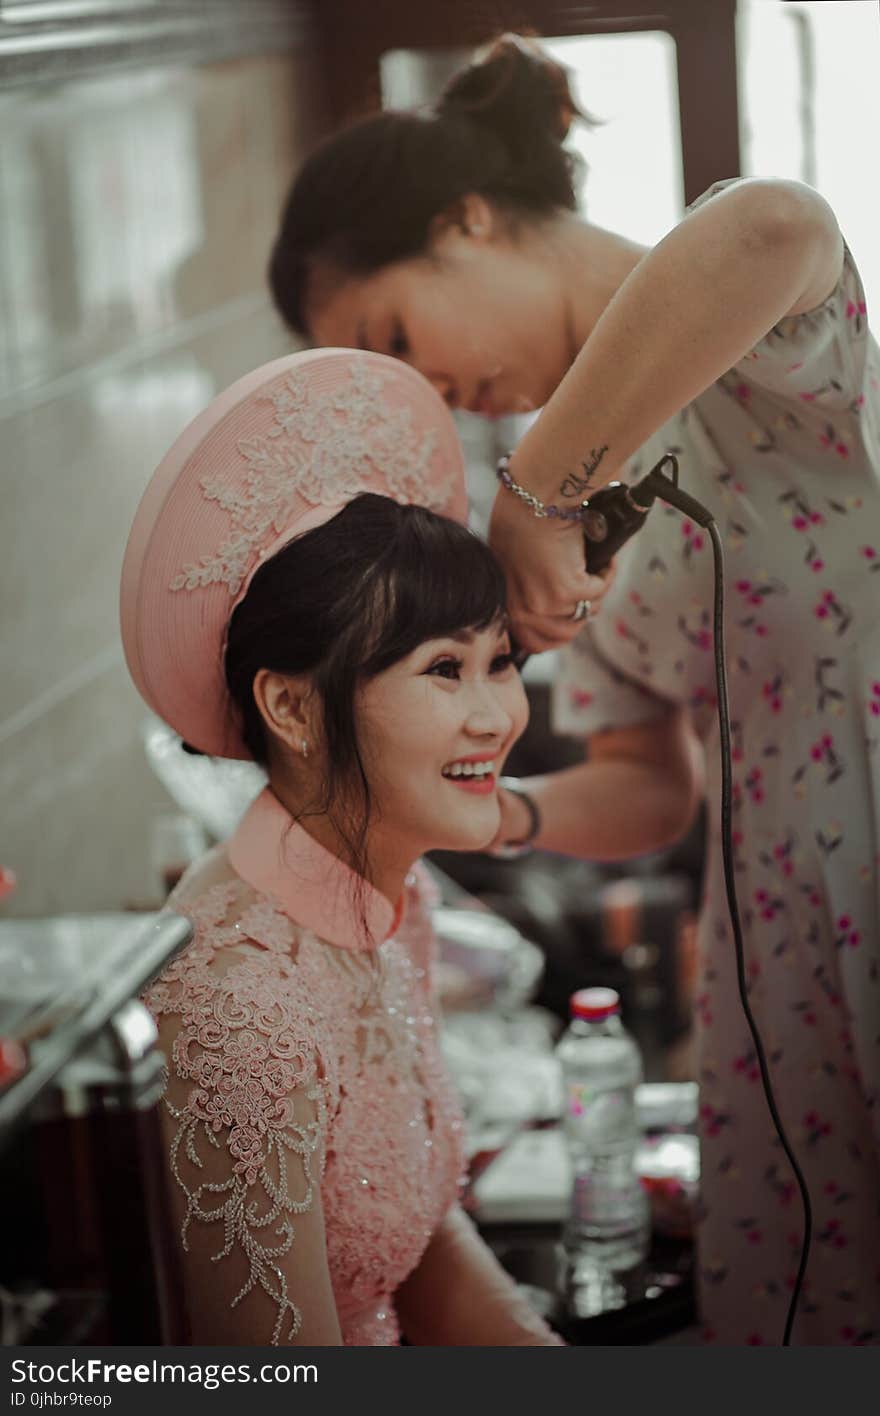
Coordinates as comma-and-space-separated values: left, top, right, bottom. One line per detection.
119, 348, 560, 1347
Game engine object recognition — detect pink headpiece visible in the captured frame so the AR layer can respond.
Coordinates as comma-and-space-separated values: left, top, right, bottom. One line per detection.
120, 349, 467, 759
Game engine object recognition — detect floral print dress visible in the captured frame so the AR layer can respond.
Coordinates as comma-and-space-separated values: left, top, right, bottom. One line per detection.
554, 184, 880, 1344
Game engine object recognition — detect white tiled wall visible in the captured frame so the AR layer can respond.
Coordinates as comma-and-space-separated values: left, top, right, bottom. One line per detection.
1, 51, 324, 916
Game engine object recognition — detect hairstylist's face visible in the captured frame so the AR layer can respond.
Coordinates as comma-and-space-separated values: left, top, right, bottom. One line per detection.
308, 198, 573, 417
355, 620, 528, 860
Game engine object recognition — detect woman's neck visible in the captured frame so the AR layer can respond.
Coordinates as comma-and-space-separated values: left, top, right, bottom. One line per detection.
541, 212, 647, 352
267, 773, 409, 912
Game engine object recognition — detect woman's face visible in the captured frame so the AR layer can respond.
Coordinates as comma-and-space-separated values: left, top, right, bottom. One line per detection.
355, 619, 528, 860
308, 221, 573, 418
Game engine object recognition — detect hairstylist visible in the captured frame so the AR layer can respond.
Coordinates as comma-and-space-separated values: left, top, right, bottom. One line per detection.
269, 35, 880, 1344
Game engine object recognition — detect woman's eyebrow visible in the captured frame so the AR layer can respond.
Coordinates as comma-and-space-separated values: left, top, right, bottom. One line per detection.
446, 625, 509, 645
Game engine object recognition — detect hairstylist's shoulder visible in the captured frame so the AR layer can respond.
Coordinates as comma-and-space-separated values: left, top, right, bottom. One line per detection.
687, 176, 844, 310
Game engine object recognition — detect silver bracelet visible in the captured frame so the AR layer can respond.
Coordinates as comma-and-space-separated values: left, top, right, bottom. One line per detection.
496, 453, 586, 523
488, 776, 542, 860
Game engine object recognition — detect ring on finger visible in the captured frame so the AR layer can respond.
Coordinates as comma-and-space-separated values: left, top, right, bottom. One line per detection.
570, 599, 591, 622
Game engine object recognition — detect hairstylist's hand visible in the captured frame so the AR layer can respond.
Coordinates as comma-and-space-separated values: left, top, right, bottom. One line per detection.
489, 486, 615, 653
483, 783, 535, 856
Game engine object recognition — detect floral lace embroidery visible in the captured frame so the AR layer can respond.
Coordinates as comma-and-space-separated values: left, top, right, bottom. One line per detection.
146, 871, 464, 1346
170, 359, 451, 597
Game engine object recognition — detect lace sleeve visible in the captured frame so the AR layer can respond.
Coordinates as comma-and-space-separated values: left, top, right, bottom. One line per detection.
146, 887, 341, 1345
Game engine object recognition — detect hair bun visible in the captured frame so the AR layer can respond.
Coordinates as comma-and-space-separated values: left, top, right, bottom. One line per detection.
437, 33, 585, 148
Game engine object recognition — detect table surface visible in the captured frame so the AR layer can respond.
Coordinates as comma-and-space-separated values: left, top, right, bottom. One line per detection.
480, 1220, 696, 1345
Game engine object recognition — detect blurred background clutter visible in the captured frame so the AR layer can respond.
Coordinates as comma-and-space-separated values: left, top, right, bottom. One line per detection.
1, 0, 878, 1345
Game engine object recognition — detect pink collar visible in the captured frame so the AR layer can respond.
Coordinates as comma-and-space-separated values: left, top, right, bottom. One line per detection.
227, 788, 402, 952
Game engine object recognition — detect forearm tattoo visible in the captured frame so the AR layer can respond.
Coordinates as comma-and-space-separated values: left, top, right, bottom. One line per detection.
560, 444, 608, 499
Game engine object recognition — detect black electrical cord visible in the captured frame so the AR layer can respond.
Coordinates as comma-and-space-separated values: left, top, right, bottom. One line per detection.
643, 460, 813, 1347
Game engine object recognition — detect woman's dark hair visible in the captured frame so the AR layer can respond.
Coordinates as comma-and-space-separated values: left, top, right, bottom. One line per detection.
224, 493, 508, 911
269, 34, 592, 337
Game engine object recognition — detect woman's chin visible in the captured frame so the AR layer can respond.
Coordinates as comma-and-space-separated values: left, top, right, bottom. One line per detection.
423, 809, 499, 857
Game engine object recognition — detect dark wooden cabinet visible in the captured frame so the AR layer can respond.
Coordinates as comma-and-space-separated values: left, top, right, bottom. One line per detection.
308, 0, 740, 203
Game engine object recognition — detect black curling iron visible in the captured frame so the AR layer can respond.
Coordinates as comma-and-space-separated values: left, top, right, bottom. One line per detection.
508, 450, 813, 1347
578, 452, 712, 573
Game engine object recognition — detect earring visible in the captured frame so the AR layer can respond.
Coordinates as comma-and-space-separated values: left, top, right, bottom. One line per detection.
301, 740, 309, 759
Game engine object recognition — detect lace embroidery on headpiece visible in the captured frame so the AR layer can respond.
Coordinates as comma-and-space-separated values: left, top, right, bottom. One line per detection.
170, 359, 449, 597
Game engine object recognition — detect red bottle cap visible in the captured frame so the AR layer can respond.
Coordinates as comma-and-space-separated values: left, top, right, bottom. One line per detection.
570, 987, 620, 1021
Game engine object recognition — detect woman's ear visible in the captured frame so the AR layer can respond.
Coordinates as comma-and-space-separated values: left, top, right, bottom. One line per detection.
252, 669, 317, 758
429, 193, 496, 247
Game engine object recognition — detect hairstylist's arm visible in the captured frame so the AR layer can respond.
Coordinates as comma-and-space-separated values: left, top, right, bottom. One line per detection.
492, 706, 704, 861
395, 1204, 564, 1346
491, 178, 844, 651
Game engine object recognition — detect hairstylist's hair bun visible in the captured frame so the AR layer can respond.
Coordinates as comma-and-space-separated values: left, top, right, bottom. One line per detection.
440, 33, 585, 146
437, 34, 590, 212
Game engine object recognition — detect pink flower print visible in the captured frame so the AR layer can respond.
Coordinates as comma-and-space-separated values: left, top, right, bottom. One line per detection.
613, 618, 650, 659
753, 886, 782, 921
771, 841, 794, 878
762, 677, 784, 714
732, 1051, 761, 1083
861, 546, 880, 575
696, 990, 713, 1027
690, 684, 718, 711
819, 422, 849, 457
845, 298, 866, 324
834, 914, 862, 950
870, 683, 880, 718
735, 382, 751, 401
799, 391, 816, 403
699, 1102, 730, 1138
803, 1109, 832, 1145
745, 766, 765, 804
786, 361, 804, 373
818, 1218, 848, 1250
568, 688, 595, 710
680, 519, 705, 563
776, 1181, 797, 1208
746, 1334, 764, 1346
679, 610, 713, 652
813, 590, 851, 636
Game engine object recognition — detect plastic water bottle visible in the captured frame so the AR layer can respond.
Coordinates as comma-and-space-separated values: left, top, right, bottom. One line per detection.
556, 987, 650, 1275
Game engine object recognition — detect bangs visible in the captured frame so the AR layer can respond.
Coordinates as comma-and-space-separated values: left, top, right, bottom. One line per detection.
359, 506, 508, 676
